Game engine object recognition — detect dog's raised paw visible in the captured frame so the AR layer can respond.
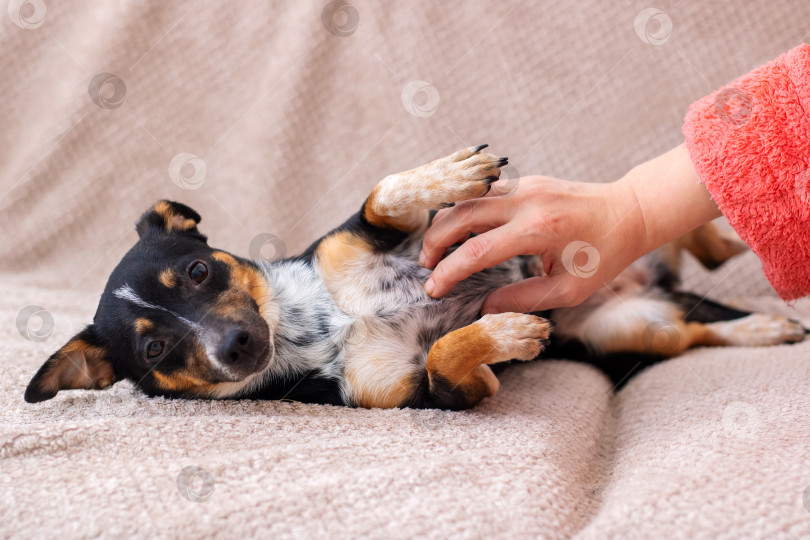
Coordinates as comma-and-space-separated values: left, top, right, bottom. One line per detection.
477, 312, 552, 362
427, 145, 508, 204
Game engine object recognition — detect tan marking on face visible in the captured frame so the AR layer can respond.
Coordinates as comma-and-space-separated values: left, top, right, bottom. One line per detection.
134, 318, 153, 335
152, 333, 217, 393
158, 269, 177, 288
212, 251, 236, 264
212, 288, 246, 319
153, 369, 213, 393
212, 251, 277, 326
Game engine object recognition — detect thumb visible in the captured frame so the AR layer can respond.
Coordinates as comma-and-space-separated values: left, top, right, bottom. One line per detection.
481, 276, 572, 314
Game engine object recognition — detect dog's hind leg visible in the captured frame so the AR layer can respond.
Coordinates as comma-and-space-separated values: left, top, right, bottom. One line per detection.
413, 312, 552, 409
558, 295, 806, 359
676, 222, 748, 270
670, 291, 807, 346
655, 222, 749, 277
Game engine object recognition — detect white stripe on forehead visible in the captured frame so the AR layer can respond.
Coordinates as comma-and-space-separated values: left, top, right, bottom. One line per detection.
112, 284, 204, 335
112, 284, 237, 380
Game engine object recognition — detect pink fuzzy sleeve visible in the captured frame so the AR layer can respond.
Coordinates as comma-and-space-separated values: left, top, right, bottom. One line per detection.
682, 43, 810, 300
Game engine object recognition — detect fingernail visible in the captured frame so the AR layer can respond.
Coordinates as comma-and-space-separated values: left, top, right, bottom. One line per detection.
425, 277, 435, 296
418, 251, 426, 267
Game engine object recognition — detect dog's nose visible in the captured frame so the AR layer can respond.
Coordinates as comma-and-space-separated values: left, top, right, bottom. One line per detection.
218, 328, 254, 364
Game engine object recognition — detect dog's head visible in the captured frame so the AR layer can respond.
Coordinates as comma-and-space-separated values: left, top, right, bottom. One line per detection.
25, 200, 275, 403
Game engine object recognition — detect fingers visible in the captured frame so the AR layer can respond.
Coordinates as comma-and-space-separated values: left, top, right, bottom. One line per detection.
420, 198, 513, 269
481, 276, 582, 314
425, 225, 524, 298
429, 177, 518, 227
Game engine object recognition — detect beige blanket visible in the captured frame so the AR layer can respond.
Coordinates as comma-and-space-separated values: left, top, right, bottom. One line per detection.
2, 1, 809, 537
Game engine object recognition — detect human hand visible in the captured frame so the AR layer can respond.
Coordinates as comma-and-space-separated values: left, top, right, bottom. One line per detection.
419, 175, 648, 313
418, 145, 721, 313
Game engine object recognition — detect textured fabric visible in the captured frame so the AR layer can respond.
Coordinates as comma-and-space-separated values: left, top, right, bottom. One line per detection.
683, 44, 810, 301
4, 288, 810, 538
3, 1, 810, 538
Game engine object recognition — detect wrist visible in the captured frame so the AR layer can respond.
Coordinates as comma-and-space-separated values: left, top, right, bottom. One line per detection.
616, 144, 722, 255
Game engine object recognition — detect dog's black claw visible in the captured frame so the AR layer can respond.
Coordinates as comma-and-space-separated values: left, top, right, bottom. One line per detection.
788, 319, 809, 333
547, 320, 557, 328
497, 157, 509, 167
484, 176, 499, 185
473, 144, 489, 153
483, 184, 492, 196
439, 202, 456, 209
539, 338, 551, 347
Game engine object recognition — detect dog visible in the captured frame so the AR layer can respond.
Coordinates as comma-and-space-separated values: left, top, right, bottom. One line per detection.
25, 145, 807, 409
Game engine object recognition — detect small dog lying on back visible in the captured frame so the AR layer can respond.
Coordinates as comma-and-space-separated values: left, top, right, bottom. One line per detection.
25, 146, 806, 409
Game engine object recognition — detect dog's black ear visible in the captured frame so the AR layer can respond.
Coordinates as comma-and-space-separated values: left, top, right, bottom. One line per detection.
24, 326, 118, 403
135, 200, 205, 240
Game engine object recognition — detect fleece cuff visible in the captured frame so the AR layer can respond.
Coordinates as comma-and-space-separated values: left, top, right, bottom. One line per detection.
683, 43, 810, 300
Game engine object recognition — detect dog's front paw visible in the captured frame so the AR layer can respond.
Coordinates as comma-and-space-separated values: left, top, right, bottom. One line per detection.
427, 144, 507, 206
477, 312, 552, 362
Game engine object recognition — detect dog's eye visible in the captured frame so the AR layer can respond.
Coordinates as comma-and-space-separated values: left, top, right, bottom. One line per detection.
188, 261, 209, 284
146, 340, 164, 359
